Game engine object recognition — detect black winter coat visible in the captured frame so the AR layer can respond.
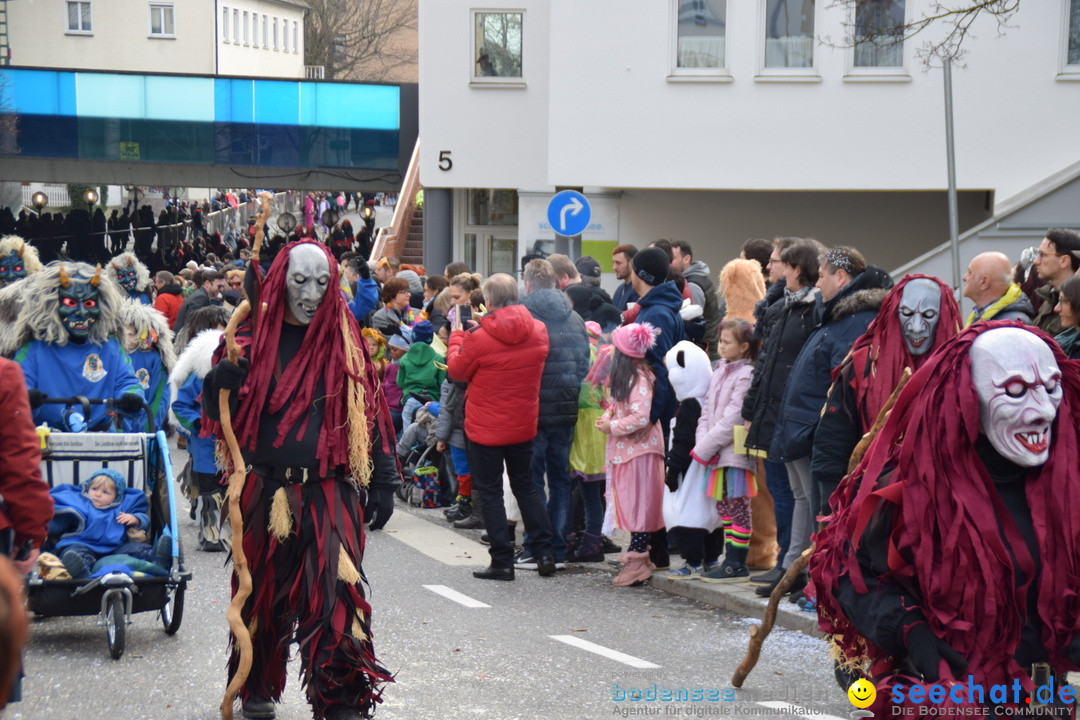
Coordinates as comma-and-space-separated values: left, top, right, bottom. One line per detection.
523, 289, 590, 427
741, 287, 820, 451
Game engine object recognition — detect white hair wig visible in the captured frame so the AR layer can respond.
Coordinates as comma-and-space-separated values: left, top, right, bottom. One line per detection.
0, 235, 43, 275
121, 298, 176, 374
106, 252, 152, 293
1, 261, 125, 355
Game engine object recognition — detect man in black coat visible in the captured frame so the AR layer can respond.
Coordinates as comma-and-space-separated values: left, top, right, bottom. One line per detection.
519, 259, 590, 568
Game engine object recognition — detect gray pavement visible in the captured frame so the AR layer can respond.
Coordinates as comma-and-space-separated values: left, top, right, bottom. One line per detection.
15, 447, 852, 720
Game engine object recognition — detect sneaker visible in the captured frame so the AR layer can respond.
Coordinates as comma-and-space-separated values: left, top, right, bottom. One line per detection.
700, 561, 750, 584
703, 560, 721, 574
60, 549, 89, 579
797, 595, 818, 612
155, 534, 173, 569
749, 565, 786, 585
600, 536, 622, 554
665, 564, 702, 580
513, 552, 538, 570
479, 532, 490, 545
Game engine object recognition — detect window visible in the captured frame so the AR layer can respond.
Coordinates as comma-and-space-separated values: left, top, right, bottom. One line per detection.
67, 1, 92, 33
252, 14, 259, 46
149, 3, 175, 38
222, 6, 229, 42
294, 21, 299, 53
273, 18, 279, 50
262, 15, 268, 48
243, 11, 249, 44
233, 9, 240, 43
1069, 0, 1080, 66
676, 0, 727, 69
473, 11, 523, 80
853, 0, 904, 67
283, 20, 289, 52
764, 0, 815, 68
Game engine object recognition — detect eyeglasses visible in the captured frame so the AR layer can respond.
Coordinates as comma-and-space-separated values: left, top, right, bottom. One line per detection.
1037, 250, 1063, 259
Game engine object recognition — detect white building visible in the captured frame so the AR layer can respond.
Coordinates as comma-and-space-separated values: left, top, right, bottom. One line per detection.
417, 0, 1080, 284
6, 0, 307, 78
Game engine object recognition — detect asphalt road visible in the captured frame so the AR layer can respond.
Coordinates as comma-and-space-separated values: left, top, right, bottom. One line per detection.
14, 452, 855, 720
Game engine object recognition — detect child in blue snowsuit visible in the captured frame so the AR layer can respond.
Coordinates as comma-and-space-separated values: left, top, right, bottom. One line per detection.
48, 468, 167, 578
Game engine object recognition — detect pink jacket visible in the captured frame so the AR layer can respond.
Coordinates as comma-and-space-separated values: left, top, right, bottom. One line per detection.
693, 358, 755, 472
605, 368, 664, 465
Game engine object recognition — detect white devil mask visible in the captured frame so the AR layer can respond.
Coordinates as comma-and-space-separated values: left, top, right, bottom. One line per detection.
899, 279, 941, 357
285, 244, 330, 325
970, 328, 1062, 467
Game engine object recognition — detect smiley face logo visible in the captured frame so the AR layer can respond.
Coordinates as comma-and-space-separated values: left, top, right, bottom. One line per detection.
847, 678, 876, 709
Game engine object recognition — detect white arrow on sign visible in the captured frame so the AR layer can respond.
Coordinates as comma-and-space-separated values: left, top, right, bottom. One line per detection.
559, 196, 584, 233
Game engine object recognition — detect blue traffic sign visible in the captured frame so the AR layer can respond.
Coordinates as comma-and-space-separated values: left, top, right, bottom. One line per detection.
547, 190, 591, 237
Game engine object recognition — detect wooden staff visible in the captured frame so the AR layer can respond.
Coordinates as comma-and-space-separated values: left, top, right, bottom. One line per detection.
731, 368, 912, 688
219, 192, 273, 720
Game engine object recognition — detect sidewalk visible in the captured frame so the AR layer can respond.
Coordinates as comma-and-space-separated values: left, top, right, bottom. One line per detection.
400, 501, 821, 638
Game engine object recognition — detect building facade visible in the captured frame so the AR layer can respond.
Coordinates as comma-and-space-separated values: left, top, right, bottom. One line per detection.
417, 0, 1080, 284
6, 0, 306, 78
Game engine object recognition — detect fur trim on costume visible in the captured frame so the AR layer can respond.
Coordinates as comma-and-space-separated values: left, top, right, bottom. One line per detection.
121, 299, 176, 373
0, 235, 43, 275
106, 252, 152, 294
720, 258, 766, 323
1, 261, 124, 355
168, 328, 224, 429
831, 288, 889, 323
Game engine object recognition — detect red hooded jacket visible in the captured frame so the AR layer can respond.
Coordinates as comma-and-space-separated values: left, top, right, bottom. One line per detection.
447, 304, 549, 446
0, 358, 53, 550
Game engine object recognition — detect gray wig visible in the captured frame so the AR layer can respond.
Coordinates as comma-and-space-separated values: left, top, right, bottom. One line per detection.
106, 252, 152, 294
121, 298, 177, 374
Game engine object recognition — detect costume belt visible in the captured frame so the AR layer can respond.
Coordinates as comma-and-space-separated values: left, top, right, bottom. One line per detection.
250, 464, 346, 484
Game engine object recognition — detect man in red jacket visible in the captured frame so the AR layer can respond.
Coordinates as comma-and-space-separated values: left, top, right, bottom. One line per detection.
447, 273, 557, 581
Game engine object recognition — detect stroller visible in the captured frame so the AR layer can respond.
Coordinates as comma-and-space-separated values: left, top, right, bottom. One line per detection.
395, 404, 449, 508
28, 397, 190, 659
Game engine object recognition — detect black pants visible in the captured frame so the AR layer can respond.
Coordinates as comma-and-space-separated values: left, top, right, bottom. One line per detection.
466, 437, 553, 569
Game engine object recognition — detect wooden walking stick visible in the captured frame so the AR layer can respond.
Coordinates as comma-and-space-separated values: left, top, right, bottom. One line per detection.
731, 368, 912, 688
219, 192, 273, 720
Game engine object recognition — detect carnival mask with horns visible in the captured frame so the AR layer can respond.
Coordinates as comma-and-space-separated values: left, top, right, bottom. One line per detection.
113, 257, 138, 292
971, 327, 1062, 467
58, 264, 103, 340
0, 248, 26, 288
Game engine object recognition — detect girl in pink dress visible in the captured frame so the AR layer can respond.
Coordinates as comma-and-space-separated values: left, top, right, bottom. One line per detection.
595, 322, 665, 586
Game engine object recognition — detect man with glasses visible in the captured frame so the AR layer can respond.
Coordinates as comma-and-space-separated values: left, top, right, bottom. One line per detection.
1031, 228, 1080, 335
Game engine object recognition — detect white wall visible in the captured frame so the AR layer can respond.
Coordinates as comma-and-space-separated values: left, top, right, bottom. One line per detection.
419, 0, 1080, 208
8, 0, 216, 74
418, 1, 551, 191
217, 1, 306, 78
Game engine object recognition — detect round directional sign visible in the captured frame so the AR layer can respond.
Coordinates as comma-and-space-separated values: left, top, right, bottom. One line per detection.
546, 190, 591, 237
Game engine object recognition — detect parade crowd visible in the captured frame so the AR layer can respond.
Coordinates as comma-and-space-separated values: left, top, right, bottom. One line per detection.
2, 202, 1080, 718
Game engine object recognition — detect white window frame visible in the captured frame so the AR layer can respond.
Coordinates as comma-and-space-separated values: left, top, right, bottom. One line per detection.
843, 0, 912, 83
252, 13, 260, 47
668, 0, 732, 83
756, 0, 821, 82
283, 19, 289, 53
67, 1, 93, 35
242, 11, 249, 45
221, 6, 229, 43
273, 17, 279, 50
262, 15, 268, 49
233, 8, 240, 43
470, 9, 526, 88
1060, 0, 1080, 80
294, 21, 300, 53
148, 3, 175, 39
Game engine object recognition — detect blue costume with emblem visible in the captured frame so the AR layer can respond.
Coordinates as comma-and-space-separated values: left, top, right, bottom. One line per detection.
128, 347, 168, 431
16, 339, 144, 430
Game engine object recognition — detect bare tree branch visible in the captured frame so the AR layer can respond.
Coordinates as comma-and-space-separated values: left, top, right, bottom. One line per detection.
304, 0, 417, 81
823, 0, 1021, 67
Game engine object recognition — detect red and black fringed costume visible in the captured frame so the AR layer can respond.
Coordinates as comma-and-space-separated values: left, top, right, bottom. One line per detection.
811, 322, 1080, 711
811, 275, 961, 512
203, 241, 395, 719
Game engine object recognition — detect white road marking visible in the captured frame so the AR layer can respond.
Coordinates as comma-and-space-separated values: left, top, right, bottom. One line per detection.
756, 700, 849, 720
548, 634, 660, 669
422, 584, 491, 608
381, 509, 488, 566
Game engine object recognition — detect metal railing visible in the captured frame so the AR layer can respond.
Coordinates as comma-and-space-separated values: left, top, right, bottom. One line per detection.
371, 140, 421, 262
304, 65, 325, 80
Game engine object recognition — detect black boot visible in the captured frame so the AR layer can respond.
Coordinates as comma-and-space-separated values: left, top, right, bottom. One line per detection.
241, 698, 276, 719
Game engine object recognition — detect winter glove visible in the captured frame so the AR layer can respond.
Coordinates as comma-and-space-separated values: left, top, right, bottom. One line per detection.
27, 388, 45, 409
355, 259, 371, 281
115, 393, 144, 414
905, 622, 968, 682
665, 467, 681, 492
215, 357, 250, 392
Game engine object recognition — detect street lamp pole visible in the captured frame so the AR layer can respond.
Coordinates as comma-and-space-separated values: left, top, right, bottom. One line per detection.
944, 57, 961, 297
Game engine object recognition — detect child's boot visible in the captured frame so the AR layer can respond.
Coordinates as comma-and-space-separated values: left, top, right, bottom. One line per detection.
700, 545, 749, 583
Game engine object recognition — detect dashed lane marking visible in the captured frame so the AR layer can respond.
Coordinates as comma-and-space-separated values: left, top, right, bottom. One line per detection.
548, 634, 661, 669
381, 509, 488, 566
422, 584, 491, 608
